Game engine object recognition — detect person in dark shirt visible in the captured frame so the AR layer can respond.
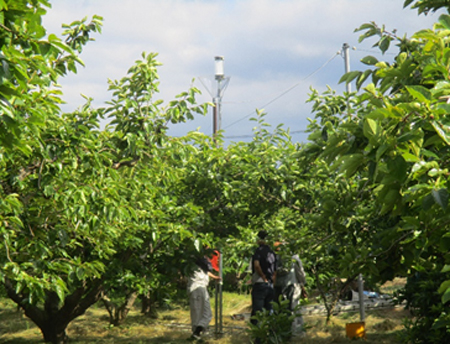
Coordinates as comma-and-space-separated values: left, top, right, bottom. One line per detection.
250, 230, 277, 341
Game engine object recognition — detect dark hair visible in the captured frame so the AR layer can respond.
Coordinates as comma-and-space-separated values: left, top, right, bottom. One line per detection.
257, 230, 268, 240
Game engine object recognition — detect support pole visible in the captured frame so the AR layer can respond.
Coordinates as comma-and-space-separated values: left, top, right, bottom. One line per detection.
215, 274, 218, 334
342, 43, 352, 115
213, 56, 223, 141
219, 250, 223, 333
358, 273, 365, 322
214, 250, 224, 335
212, 56, 229, 143
213, 96, 219, 141
342, 43, 351, 94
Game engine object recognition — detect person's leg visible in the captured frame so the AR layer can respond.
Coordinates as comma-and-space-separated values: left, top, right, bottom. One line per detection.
198, 289, 212, 333
251, 284, 265, 326
263, 283, 275, 314
274, 285, 283, 306
252, 284, 272, 344
285, 284, 295, 311
291, 283, 303, 336
191, 287, 213, 339
189, 288, 204, 336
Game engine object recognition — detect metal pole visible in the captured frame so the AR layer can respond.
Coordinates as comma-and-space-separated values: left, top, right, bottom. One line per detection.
213, 56, 224, 140
358, 273, 365, 322
343, 43, 351, 94
217, 79, 222, 132
215, 273, 219, 334
213, 96, 219, 140
219, 250, 223, 333
214, 250, 224, 335
342, 43, 352, 115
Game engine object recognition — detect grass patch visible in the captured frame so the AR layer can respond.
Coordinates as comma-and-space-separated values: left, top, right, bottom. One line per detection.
0, 290, 410, 343
380, 277, 406, 295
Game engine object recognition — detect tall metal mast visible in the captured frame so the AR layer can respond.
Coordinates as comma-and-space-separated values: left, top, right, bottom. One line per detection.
342, 43, 351, 94
212, 56, 230, 141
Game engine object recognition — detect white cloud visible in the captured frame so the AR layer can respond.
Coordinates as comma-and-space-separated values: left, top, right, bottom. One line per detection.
43, 0, 443, 142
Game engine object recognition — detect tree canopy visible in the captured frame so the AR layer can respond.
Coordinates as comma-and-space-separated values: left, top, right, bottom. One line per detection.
2, 1, 450, 343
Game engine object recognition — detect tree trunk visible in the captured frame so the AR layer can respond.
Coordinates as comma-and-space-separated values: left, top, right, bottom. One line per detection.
312, 269, 340, 324
140, 291, 158, 318
102, 291, 138, 326
4, 278, 104, 344
40, 323, 69, 344
312, 269, 358, 324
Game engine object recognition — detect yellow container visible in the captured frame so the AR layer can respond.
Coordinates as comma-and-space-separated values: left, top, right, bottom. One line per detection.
346, 321, 366, 339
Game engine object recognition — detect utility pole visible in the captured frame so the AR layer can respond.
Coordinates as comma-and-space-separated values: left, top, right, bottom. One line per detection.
342, 43, 351, 94
342, 43, 352, 115
212, 56, 230, 141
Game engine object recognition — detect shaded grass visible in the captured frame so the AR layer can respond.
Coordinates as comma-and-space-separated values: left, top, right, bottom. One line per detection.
380, 277, 406, 295
300, 308, 409, 344
0, 291, 410, 343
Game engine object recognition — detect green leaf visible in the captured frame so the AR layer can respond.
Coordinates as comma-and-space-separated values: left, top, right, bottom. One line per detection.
360, 55, 378, 65
339, 71, 361, 85
54, 280, 66, 302
401, 152, 420, 162
440, 284, 450, 304
340, 153, 364, 178
76, 267, 85, 280
406, 85, 432, 103
376, 144, 390, 161
439, 14, 450, 30
379, 36, 391, 53
403, 0, 414, 8
194, 239, 201, 252
422, 193, 435, 210
364, 118, 379, 137
431, 120, 450, 145
432, 189, 448, 211
356, 69, 373, 90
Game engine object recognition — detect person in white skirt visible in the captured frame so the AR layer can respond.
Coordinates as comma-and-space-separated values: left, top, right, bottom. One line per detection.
187, 255, 221, 340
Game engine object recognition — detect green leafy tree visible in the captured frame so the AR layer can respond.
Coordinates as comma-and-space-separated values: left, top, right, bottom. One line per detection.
404, 0, 450, 14
307, 4, 450, 340
0, 2, 209, 342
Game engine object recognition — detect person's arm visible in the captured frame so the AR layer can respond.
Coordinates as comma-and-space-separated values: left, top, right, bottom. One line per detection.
293, 254, 307, 285
254, 260, 268, 282
208, 271, 221, 281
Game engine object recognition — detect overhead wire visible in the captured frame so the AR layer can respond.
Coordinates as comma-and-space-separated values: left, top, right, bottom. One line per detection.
225, 129, 306, 140
223, 51, 341, 131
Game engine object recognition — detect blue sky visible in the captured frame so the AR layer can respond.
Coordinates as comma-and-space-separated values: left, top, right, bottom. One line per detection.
43, 0, 443, 144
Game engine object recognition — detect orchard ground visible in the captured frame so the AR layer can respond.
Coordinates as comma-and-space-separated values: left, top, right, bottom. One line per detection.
0, 279, 410, 343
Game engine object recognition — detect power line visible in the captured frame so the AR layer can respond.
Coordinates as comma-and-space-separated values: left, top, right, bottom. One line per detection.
224, 129, 307, 140
223, 51, 341, 130
353, 47, 397, 56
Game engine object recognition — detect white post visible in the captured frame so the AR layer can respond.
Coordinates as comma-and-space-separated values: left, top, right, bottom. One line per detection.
214, 250, 224, 335
358, 273, 365, 322
212, 56, 230, 141
219, 250, 223, 333
342, 43, 351, 94
213, 56, 224, 139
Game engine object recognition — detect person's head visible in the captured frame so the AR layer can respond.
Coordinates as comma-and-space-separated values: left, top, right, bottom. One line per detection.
257, 230, 268, 244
